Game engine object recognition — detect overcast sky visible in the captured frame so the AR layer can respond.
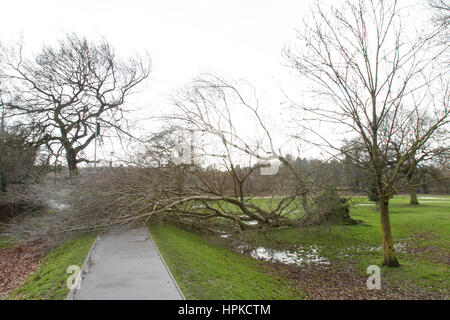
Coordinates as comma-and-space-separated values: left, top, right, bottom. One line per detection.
0, 0, 434, 164
1, 0, 318, 161
1, 0, 314, 103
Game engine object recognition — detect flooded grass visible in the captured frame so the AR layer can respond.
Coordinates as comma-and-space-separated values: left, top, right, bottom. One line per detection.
250, 245, 330, 265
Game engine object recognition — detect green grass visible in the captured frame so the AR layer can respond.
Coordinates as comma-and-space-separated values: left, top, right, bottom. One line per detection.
6, 234, 96, 300
150, 195, 449, 298
256, 195, 449, 247
0, 236, 13, 249
149, 224, 307, 299
241, 195, 450, 295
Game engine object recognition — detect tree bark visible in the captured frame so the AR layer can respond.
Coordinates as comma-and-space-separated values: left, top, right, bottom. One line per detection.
379, 198, 400, 267
0, 176, 6, 193
66, 148, 78, 178
300, 191, 311, 217
407, 159, 419, 205
408, 183, 419, 205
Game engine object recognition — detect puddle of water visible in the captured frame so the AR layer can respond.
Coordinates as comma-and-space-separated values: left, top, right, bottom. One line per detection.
418, 197, 449, 200
247, 221, 258, 225
250, 245, 330, 265
192, 205, 206, 209
215, 229, 232, 238
237, 245, 247, 252
354, 203, 375, 206
47, 199, 70, 210
246, 241, 412, 266
343, 242, 407, 254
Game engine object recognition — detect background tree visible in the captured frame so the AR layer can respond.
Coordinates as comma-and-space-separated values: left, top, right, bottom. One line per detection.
341, 138, 380, 201
428, 0, 449, 41
284, 0, 449, 266
0, 125, 39, 192
0, 123, 47, 221
1, 34, 151, 177
391, 113, 449, 205
154, 75, 355, 229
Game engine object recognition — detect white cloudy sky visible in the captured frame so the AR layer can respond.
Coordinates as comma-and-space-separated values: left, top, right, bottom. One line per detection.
1, 0, 316, 162
0, 0, 435, 164
1, 0, 312, 100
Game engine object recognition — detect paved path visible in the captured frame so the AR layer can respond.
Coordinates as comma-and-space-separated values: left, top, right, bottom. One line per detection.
69, 227, 184, 300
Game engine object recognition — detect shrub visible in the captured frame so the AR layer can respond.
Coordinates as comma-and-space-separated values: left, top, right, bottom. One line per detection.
302, 188, 356, 225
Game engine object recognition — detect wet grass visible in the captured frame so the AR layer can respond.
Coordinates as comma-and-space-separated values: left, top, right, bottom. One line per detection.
149, 224, 307, 299
150, 195, 449, 299
239, 195, 450, 296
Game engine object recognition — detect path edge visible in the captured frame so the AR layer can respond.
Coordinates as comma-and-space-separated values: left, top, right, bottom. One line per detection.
146, 227, 186, 300
65, 234, 100, 300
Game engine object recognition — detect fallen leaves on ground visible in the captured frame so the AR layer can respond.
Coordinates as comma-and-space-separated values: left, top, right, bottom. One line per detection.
263, 261, 446, 300
0, 241, 46, 299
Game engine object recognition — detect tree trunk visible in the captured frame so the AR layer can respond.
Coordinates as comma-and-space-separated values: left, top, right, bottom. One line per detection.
379, 198, 400, 267
66, 148, 78, 178
0, 176, 6, 193
407, 158, 419, 205
300, 191, 311, 217
408, 183, 419, 205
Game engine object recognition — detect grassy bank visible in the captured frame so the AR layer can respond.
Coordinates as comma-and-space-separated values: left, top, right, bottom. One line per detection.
6, 235, 96, 300
150, 195, 449, 299
149, 224, 307, 299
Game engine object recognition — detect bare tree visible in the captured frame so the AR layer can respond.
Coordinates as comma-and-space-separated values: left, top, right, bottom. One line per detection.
151, 75, 355, 229
391, 113, 449, 204
52, 75, 354, 235
0, 126, 38, 192
429, 0, 449, 35
284, 0, 449, 266
159, 75, 304, 229
1, 34, 151, 177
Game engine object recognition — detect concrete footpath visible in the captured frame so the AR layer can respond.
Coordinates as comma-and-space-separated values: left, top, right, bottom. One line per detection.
68, 227, 184, 300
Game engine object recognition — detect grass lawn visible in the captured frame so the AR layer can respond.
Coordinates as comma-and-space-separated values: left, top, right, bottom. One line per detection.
6, 234, 96, 300
256, 195, 450, 295
150, 195, 449, 299
149, 224, 307, 299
